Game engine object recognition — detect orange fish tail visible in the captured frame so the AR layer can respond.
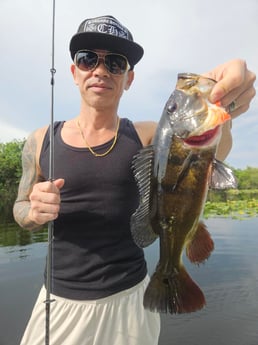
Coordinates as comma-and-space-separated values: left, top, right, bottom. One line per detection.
143, 265, 206, 314
186, 221, 214, 264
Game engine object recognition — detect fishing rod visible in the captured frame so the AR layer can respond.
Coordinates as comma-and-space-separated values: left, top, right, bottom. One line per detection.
45, 0, 56, 344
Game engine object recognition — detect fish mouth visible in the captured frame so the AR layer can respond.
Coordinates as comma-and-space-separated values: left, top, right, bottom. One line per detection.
183, 126, 220, 147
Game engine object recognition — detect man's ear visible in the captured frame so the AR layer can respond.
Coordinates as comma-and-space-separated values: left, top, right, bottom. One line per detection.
124, 70, 134, 90
70, 64, 78, 84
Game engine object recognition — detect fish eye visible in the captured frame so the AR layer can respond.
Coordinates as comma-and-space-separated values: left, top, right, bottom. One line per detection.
167, 103, 177, 114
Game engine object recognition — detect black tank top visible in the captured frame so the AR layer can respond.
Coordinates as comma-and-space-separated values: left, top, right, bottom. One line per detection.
40, 118, 147, 299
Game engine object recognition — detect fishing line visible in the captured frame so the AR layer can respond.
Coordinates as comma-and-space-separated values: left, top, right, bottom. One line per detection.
45, 0, 56, 344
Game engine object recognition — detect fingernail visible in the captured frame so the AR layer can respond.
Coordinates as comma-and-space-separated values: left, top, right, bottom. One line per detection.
209, 93, 217, 103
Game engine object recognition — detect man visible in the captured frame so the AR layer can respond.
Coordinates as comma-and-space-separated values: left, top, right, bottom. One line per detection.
14, 15, 256, 345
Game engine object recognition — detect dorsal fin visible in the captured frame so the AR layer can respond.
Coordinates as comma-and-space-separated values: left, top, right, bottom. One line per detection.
130, 145, 158, 247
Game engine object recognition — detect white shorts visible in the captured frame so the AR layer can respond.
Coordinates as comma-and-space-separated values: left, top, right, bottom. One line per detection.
20, 276, 160, 345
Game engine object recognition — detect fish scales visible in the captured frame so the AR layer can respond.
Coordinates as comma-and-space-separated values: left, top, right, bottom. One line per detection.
131, 73, 237, 314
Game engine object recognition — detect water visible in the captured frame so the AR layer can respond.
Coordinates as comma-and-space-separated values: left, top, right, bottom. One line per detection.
0, 218, 258, 345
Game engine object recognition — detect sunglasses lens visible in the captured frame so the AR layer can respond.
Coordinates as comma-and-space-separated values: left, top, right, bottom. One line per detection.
75, 51, 129, 74
105, 54, 128, 75
75, 51, 98, 71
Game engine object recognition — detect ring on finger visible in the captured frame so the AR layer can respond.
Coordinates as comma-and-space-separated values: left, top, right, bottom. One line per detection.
228, 100, 237, 113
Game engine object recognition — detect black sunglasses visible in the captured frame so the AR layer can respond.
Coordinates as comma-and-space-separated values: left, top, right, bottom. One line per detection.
74, 50, 130, 75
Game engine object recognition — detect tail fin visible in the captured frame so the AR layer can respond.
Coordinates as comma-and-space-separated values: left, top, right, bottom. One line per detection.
144, 265, 205, 314
186, 221, 214, 264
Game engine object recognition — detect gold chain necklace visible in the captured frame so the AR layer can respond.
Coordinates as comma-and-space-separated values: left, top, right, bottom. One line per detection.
76, 117, 120, 157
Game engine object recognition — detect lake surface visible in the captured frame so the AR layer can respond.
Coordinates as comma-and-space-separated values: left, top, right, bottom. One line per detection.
0, 218, 258, 345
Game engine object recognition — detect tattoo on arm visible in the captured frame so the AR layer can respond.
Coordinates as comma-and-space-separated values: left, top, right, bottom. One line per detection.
13, 132, 43, 231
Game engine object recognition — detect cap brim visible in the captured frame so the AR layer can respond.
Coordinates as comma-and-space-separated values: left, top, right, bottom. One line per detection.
70, 32, 144, 67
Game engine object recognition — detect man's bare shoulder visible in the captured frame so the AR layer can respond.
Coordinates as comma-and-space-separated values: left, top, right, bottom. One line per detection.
24, 126, 49, 166
26, 125, 48, 148
29, 125, 49, 142
133, 121, 157, 146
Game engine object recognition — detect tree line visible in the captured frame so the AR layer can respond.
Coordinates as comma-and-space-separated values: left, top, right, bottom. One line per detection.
0, 140, 25, 222
0, 139, 258, 223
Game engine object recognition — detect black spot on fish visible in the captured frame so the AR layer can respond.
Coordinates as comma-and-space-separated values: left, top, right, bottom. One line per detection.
163, 278, 169, 286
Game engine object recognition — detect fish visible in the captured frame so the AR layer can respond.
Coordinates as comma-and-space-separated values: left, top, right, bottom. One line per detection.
130, 73, 237, 314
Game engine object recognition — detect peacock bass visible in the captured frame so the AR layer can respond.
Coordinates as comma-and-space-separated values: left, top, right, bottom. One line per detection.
131, 73, 237, 314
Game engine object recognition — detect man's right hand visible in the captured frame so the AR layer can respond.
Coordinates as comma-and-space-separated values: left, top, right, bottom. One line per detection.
28, 178, 65, 225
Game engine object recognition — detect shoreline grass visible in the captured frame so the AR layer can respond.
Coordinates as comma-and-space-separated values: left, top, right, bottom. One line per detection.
203, 198, 258, 219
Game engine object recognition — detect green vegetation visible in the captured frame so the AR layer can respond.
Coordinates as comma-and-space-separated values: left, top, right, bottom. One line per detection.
234, 167, 258, 189
0, 140, 257, 223
204, 199, 258, 219
0, 222, 47, 247
206, 166, 258, 219
0, 139, 25, 222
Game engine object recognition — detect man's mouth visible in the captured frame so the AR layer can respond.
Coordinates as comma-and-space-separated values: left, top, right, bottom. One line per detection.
89, 82, 112, 90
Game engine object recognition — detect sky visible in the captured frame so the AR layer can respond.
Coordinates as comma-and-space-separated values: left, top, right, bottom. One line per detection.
0, 0, 257, 168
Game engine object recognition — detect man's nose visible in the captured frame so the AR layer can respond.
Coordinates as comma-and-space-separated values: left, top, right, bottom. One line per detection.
92, 57, 109, 75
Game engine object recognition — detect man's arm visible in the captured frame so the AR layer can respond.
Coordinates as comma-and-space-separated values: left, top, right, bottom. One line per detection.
13, 131, 43, 230
13, 126, 65, 231
215, 120, 232, 161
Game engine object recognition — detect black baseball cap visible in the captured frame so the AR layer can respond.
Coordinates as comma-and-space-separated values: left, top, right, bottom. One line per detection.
69, 15, 144, 68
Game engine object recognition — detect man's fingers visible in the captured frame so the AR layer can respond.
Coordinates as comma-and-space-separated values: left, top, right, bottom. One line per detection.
53, 178, 65, 190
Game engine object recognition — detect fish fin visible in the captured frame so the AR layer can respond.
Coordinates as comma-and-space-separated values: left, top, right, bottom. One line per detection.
186, 221, 214, 264
130, 145, 158, 247
210, 159, 238, 189
144, 265, 205, 314
172, 151, 198, 191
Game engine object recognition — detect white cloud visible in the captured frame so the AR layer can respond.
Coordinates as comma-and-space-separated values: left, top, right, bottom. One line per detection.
0, 121, 29, 143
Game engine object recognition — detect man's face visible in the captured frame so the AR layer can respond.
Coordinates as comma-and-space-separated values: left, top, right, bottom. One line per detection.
71, 49, 134, 112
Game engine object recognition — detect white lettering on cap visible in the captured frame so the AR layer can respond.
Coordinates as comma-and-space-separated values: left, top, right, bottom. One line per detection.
97, 24, 118, 36
83, 18, 130, 40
